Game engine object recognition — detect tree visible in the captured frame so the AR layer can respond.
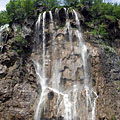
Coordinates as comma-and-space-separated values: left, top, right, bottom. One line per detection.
35, 0, 60, 9
113, 3, 120, 19
21, 0, 34, 15
64, 0, 79, 6
6, 0, 35, 22
6, 0, 60, 23
0, 11, 9, 26
80, 0, 93, 6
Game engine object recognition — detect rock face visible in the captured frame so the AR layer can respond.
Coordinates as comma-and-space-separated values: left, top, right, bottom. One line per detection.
0, 7, 120, 120
0, 25, 37, 119
85, 36, 120, 120
0, 46, 37, 119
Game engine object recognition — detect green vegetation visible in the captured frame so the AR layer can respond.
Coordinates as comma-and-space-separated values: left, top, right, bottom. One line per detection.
0, 0, 60, 24
6, 0, 35, 22
90, 1, 120, 20
39, 0, 60, 9
11, 26, 27, 54
15, 26, 26, 45
0, 0, 120, 45
90, 23, 108, 37
64, 0, 79, 6
0, 0, 120, 27
0, 11, 9, 26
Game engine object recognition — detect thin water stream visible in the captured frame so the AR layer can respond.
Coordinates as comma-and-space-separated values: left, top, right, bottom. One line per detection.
0, 24, 9, 52
33, 9, 98, 120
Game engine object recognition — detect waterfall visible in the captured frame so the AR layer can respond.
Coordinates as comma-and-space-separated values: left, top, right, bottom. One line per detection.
0, 24, 9, 52
51, 59, 61, 90
35, 13, 42, 52
49, 11, 54, 31
55, 8, 59, 18
34, 11, 47, 120
33, 8, 98, 120
49, 11, 56, 48
64, 94, 72, 120
64, 8, 73, 51
0, 29, 2, 50
73, 10, 81, 31
42, 12, 46, 80
36, 14, 42, 31
73, 10, 98, 120
64, 8, 77, 120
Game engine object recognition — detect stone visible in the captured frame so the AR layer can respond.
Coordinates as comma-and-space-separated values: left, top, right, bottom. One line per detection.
0, 7, 120, 120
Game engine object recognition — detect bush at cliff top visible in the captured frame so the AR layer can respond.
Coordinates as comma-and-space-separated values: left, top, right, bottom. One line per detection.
90, 1, 120, 20
6, 0, 35, 22
0, 11, 9, 27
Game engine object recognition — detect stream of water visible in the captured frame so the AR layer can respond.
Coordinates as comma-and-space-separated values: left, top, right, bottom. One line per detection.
0, 24, 9, 52
33, 8, 98, 120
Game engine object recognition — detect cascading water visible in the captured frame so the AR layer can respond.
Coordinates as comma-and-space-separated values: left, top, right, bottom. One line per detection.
33, 8, 98, 120
34, 12, 47, 120
0, 24, 9, 52
49, 11, 54, 31
49, 11, 56, 48
64, 8, 73, 51
0, 28, 2, 50
73, 10, 98, 120
42, 12, 46, 79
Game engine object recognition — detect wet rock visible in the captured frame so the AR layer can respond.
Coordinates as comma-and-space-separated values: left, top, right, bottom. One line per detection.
0, 7, 120, 120
87, 41, 120, 120
48, 91, 54, 100
0, 64, 7, 78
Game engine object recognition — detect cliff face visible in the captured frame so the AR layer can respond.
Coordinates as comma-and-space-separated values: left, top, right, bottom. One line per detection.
0, 36, 37, 120
85, 36, 120, 120
0, 7, 120, 120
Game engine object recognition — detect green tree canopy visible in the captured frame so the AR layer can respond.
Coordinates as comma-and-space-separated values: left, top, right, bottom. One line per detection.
6, 0, 35, 22
64, 0, 79, 6
0, 0, 120, 27
35, 0, 60, 9
6, 0, 60, 23
0, 11, 9, 26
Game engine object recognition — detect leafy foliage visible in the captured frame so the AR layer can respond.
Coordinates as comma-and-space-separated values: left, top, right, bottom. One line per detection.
3, 0, 120, 25
64, 0, 79, 6
0, 0, 120, 41
40, 0, 60, 9
5, 0, 60, 23
90, 1, 120, 20
15, 26, 26, 46
80, 0, 94, 6
0, 11, 9, 26
91, 23, 108, 37
84, 0, 120, 38
11, 26, 27, 54
6, 0, 34, 22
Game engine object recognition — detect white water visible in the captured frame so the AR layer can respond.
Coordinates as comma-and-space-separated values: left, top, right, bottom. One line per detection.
73, 10, 81, 31
64, 8, 76, 120
35, 13, 42, 52
36, 14, 42, 31
73, 10, 98, 120
64, 94, 72, 120
34, 9, 98, 120
0, 30, 2, 49
42, 12, 46, 79
51, 60, 61, 89
0, 24, 9, 51
55, 8, 59, 17
64, 8, 73, 51
49, 11, 56, 48
34, 12, 47, 120
49, 11, 54, 31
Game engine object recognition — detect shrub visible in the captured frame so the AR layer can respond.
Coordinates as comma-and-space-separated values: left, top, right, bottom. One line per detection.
0, 11, 9, 26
